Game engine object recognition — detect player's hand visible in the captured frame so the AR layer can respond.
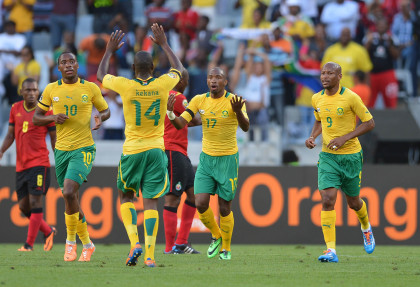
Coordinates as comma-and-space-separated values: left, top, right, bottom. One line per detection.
149, 23, 168, 46
327, 136, 347, 151
230, 95, 246, 113
54, 113, 69, 124
305, 137, 316, 149
167, 93, 176, 111
106, 30, 125, 53
92, 114, 102, 130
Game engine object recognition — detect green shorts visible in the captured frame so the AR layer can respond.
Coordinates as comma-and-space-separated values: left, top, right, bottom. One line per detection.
317, 151, 363, 197
117, 148, 169, 198
194, 152, 239, 201
54, 144, 96, 189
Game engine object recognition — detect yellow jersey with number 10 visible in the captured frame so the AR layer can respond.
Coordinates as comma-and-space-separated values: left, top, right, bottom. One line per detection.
102, 69, 181, 154
180, 91, 248, 156
38, 78, 108, 151
312, 85, 373, 154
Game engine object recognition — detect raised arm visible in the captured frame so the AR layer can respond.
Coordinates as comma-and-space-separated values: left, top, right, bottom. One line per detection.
0, 125, 15, 161
33, 107, 68, 126
149, 23, 184, 73
97, 30, 125, 82
167, 93, 189, 130
231, 95, 249, 132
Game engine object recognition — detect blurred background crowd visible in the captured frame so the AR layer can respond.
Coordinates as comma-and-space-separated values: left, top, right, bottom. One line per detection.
1, 0, 420, 165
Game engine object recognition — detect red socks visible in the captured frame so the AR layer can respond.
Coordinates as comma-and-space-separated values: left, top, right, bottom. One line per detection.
163, 206, 178, 252
26, 208, 43, 247
175, 200, 196, 245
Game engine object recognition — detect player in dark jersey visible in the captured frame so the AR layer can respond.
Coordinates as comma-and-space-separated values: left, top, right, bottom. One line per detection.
0, 78, 56, 252
163, 70, 201, 254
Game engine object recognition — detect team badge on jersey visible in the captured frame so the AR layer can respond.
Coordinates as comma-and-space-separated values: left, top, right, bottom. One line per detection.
337, 107, 344, 116
175, 182, 182, 191
168, 72, 177, 79
81, 94, 88, 103
53, 97, 59, 102
182, 99, 188, 108
222, 110, 229, 118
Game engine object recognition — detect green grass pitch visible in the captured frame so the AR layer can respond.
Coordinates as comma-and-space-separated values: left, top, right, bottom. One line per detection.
1, 244, 419, 287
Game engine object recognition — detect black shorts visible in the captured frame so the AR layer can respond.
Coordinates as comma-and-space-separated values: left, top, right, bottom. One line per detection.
165, 150, 195, 197
16, 166, 51, 201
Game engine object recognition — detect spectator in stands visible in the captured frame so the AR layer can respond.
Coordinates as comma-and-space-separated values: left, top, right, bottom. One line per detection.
11, 45, 41, 95
351, 70, 372, 107
192, 0, 217, 28
322, 28, 372, 88
277, 0, 315, 43
79, 33, 116, 79
3, 0, 35, 45
243, 47, 271, 142
235, 0, 270, 28
0, 20, 26, 105
320, 0, 360, 43
196, 15, 215, 54
50, 0, 79, 50
411, 0, 420, 97
146, 0, 173, 32
391, 0, 413, 69
364, 18, 399, 108
241, 6, 271, 29
87, 0, 117, 34
174, 0, 199, 41
103, 90, 124, 140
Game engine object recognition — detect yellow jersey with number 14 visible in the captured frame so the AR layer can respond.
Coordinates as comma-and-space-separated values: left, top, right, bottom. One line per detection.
38, 78, 108, 151
102, 69, 181, 154
312, 85, 373, 154
180, 91, 248, 156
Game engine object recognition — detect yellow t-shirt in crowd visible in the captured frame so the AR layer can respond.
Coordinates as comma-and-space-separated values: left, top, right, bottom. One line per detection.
38, 78, 109, 151
321, 41, 372, 88
312, 85, 373, 154
181, 91, 248, 156
102, 69, 181, 155
4, 0, 36, 33
239, 0, 271, 28
193, 0, 216, 6
13, 59, 41, 94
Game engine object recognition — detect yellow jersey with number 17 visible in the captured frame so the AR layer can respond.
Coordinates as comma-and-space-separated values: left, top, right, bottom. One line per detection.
102, 69, 181, 154
38, 78, 108, 151
312, 85, 373, 154
180, 91, 248, 156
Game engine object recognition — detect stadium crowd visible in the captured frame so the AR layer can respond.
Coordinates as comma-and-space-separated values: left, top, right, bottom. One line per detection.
0, 0, 420, 143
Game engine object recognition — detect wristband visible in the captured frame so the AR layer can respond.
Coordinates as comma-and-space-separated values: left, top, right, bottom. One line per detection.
166, 110, 175, 120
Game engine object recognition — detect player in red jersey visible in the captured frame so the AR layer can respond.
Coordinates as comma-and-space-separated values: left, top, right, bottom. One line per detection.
163, 70, 201, 254
0, 78, 57, 251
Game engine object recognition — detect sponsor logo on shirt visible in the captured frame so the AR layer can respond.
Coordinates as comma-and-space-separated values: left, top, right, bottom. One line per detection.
199, 109, 205, 115
176, 181, 182, 191
53, 97, 59, 102
167, 72, 177, 79
182, 99, 188, 108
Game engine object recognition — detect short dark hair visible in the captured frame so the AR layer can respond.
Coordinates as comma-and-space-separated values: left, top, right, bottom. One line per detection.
21, 78, 38, 88
134, 51, 153, 72
4, 20, 16, 27
57, 52, 77, 65
21, 45, 35, 60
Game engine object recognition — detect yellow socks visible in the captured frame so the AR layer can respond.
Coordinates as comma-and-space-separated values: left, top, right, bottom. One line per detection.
198, 207, 221, 239
355, 200, 370, 231
144, 209, 159, 261
321, 210, 336, 250
65, 212, 79, 243
121, 202, 140, 248
76, 216, 91, 246
220, 211, 234, 251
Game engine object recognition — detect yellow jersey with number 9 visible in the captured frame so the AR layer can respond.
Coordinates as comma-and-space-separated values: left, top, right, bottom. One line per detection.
180, 91, 248, 156
312, 85, 373, 154
38, 78, 108, 151
102, 69, 181, 154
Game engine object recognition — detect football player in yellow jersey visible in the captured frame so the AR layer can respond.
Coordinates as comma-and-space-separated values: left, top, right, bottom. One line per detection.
97, 24, 184, 267
33, 52, 110, 262
305, 62, 376, 263
167, 67, 249, 261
